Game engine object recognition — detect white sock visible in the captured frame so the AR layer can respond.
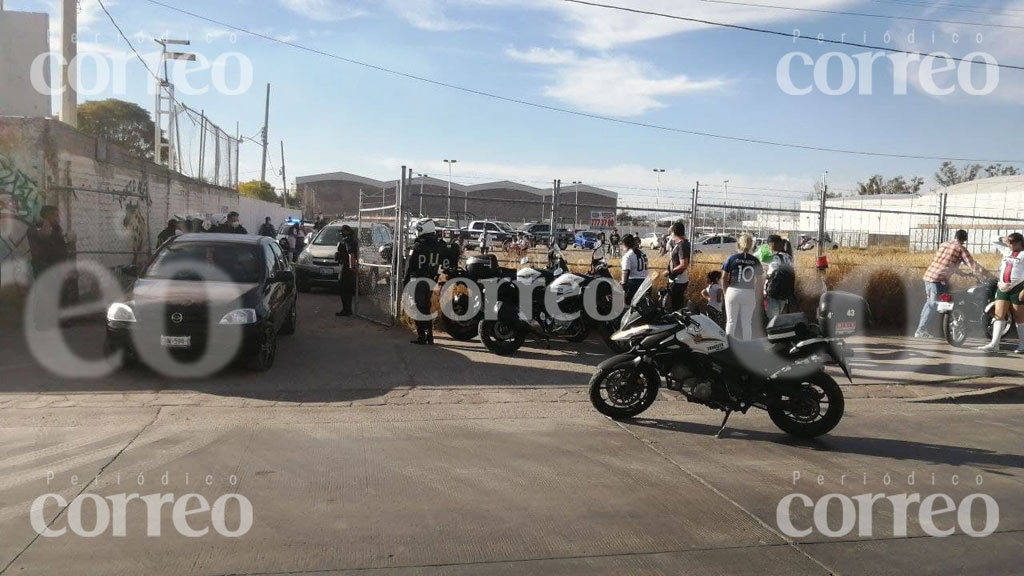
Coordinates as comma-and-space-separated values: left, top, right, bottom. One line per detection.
989, 320, 1006, 346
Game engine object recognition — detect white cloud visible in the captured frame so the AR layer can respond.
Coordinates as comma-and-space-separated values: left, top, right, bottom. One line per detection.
278, 0, 366, 22
506, 46, 729, 116
384, 0, 481, 31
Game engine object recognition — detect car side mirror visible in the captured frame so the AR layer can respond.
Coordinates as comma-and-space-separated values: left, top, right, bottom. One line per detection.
274, 269, 295, 284
122, 264, 139, 278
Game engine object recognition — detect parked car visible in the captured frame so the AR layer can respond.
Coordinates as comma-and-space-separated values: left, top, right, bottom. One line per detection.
692, 234, 738, 255
574, 230, 601, 250
639, 232, 661, 250
296, 221, 394, 292
104, 234, 297, 372
464, 220, 514, 249
276, 218, 316, 253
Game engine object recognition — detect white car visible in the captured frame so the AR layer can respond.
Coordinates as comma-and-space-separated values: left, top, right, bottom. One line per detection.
691, 234, 738, 255
639, 233, 661, 250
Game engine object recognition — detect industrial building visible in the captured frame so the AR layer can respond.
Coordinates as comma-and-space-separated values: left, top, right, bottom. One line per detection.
798, 175, 1024, 252
296, 171, 618, 226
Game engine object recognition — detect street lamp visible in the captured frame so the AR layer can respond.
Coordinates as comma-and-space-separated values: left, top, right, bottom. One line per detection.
416, 173, 428, 216
444, 159, 457, 223
722, 179, 729, 234
652, 169, 665, 211
572, 181, 583, 229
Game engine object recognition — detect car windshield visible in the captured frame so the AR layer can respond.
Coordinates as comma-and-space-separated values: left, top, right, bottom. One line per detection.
314, 227, 346, 246
496, 222, 514, 232
582, 232, 597, 239
145, 242, 263, 283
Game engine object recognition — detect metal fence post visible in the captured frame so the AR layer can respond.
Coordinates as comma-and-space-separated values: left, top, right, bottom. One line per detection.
937, 192, 948, 248
689, 182, 698, 241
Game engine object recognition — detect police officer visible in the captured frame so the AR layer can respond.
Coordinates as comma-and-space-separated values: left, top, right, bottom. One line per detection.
335, 225, 359, 317
405, 219, 445, 345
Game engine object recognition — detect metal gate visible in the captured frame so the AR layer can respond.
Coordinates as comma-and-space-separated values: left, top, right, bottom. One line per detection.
354, 168, 409, 327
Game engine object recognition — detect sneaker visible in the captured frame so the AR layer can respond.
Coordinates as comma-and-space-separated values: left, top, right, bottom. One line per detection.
1015, 344, 1024, 355
977, 342, 1000, 353
914, 330, 934, 339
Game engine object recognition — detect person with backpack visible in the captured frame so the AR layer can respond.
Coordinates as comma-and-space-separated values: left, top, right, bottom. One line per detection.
764, 234, 796, 321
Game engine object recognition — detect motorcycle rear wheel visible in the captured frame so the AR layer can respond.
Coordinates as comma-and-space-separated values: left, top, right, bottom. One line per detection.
478, 319, 525, 356
589, 361, 661, 419
768, 372, 844, 439
943, 309, 968, 348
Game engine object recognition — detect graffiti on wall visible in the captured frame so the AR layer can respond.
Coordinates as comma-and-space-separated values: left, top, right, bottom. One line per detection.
0, 156, 43, 264
121, 199, 149, 266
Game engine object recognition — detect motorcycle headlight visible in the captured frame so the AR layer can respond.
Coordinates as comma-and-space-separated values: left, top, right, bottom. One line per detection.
219, 309, 258, 325
106, 302, 137, 323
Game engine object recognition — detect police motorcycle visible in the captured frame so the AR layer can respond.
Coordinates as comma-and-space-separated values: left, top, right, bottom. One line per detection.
589, 275, 866, 438
939, 272, 1015, 347
478, 244, 621, 355
437, 247, 517, 342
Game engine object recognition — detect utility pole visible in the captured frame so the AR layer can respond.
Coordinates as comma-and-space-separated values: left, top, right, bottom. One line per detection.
652, 169, 665, 211
416, 173, 427, 216
60, 0, 77, 127
260, 83, 271, 183
444, 159, 457, 223
154, 39, 193, 170
572, 181, 582, 229
280, 141, 288, 208
818, 171, 829, 260
722, 180, 729, 234
690, 182, 699, 245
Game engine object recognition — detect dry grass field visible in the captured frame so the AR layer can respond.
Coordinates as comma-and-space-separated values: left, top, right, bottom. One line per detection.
467, 245, 1004, 332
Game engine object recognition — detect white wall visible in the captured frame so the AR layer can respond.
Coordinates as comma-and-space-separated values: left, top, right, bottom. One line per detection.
0, 11, 51, 118
237, 196, 301, 234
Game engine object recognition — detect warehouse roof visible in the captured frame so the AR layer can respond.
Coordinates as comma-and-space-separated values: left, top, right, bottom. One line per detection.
296, 171, 619, 200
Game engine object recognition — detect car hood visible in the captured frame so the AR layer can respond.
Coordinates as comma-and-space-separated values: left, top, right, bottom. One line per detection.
129, 279, 260, 309
305, 243, 337, 258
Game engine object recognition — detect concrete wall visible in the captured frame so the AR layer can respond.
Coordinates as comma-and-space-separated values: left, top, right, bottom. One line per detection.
0, 117, 295, 291
0, 11, 51, 118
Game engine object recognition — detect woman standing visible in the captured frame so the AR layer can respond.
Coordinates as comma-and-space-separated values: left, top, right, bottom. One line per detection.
620, 234, 649, 301
721, 233, 763, 340
290, 223, 307, 262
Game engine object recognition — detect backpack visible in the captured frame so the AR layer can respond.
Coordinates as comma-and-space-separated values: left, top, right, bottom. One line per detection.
766, 253, 795, 300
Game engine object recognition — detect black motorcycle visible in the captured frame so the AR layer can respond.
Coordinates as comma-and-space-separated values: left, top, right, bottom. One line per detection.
437, 250, 517, 342
940, 275, 1015, 347
589, 282, 866, 439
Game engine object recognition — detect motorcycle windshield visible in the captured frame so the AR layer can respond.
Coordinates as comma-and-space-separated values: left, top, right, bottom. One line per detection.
592, 242, 608, 262
630, 275, 655, 307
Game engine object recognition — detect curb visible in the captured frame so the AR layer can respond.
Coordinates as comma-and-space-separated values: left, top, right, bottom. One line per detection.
908, 384, 1024, 404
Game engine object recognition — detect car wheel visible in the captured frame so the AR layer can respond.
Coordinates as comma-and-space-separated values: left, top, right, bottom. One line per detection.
247, 323, 278, 371
281, 298, 297, 336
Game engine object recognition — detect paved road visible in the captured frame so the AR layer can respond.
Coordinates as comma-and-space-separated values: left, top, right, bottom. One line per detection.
0, 292, 1021, 575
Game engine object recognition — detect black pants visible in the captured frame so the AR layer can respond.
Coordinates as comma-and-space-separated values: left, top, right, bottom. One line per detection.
339, 267, 355, 313
412, 279, 434, 340
670, 282, 689, 312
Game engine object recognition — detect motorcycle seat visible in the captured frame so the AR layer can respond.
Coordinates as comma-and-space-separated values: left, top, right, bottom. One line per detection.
714, 336, 790, 374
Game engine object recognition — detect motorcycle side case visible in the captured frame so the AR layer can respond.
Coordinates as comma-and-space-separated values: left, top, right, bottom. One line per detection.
817, 291, 870, 338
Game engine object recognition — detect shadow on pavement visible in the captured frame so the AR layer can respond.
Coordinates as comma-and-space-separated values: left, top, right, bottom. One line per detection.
626, 418, 1024, 472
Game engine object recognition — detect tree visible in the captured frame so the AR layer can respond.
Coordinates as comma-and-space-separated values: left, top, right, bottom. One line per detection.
857, 174, 923, 195
935, 161, 1020, 187
238, 180, 278, 203
77, 99, 156, 159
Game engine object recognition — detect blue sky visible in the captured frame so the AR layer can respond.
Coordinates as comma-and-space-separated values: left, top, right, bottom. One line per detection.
8, 0, 1024, 208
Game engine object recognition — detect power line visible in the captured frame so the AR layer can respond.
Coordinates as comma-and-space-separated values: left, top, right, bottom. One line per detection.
563, 0, 1024, 72
141, 0, 1023, 163
692, 0, 1024, 29
865, 0, 1024, 17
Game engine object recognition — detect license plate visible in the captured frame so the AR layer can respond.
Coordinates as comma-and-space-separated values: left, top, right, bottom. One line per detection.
319, 267, 336, 276
160, 336, 191, 348
936, 302, 954, 313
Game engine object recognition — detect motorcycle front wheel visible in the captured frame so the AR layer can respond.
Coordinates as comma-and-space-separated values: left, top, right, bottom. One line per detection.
768, 372, 844, 439
478, 319, 525, 356
589, 361, 661, 419
943, 309, 968, 347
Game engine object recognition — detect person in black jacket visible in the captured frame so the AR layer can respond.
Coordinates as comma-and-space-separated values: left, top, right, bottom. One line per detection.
404, 219, 445, 345
157, 219, 180, 245
258, 217, 276, 237
335, 225, 359, 317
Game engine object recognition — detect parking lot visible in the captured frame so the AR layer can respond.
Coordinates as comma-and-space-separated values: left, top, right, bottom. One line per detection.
1, 291, 1022, 575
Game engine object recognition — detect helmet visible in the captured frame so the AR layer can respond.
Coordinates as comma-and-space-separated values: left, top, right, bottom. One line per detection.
415, 218, 437, 238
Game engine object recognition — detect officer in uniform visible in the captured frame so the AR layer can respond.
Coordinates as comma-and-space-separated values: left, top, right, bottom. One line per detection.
404, 219, 445, 345
335, 225, 359, 317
